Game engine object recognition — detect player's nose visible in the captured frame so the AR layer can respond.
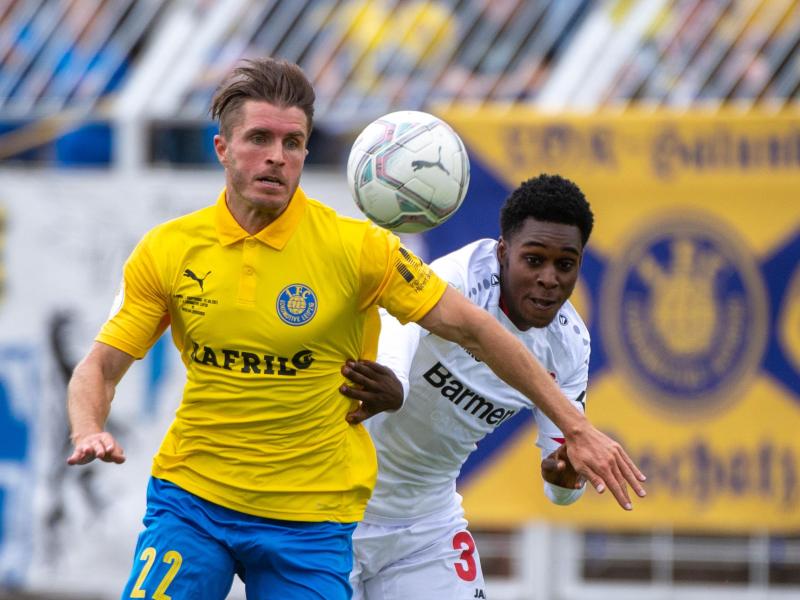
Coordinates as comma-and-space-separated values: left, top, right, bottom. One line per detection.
537, 265, 558, 288
264, 140, 285, 164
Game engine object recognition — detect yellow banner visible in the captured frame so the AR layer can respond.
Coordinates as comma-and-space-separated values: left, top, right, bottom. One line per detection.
440, 108, 800, 532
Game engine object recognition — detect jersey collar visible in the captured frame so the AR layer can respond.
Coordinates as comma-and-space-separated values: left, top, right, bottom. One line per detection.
498, 291, 510, 319
215, 187, 307, 250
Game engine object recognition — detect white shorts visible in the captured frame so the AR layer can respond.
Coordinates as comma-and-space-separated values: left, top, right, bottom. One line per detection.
350, 508, 487, 600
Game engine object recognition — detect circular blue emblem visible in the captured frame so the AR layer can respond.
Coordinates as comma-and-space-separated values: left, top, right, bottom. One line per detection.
276, 284, 318, 326
601, 212, 767, 415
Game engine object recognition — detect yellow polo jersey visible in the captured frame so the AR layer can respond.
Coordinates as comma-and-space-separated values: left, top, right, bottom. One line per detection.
97, 187, 447, 522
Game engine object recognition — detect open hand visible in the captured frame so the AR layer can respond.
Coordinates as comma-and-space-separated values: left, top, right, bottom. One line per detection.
67, 431, 126, 465
341, 359, 404, 425
565, 426, 646, 510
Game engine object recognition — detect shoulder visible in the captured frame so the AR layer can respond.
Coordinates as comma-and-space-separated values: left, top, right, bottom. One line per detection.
302, 197, 404, 280
546, 300, 591, 362
305, 195, 364, 226
304, 196, 376, 239
433, 238, 498, 268
143, 204, 215, 245
431, 239, 499, 301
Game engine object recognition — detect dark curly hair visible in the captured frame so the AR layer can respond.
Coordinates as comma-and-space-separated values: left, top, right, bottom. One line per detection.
210, 57, 315, 138
499, 174, 594, 246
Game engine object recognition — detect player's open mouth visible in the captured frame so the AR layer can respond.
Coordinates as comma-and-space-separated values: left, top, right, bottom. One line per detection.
531, 298, 557, 309
256, 176, 283, 187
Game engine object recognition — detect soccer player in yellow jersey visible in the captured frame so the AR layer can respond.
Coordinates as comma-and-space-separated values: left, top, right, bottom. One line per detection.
66, 58, 646, 599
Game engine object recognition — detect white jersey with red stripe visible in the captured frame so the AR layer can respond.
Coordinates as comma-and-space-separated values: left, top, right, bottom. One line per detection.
363, 238, 589, 521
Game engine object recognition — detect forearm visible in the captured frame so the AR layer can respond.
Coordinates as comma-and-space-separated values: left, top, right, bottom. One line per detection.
67, 358, 115, 442
420, 289, 587, 435
460, 310, 587, 435
67, 342, 132, 443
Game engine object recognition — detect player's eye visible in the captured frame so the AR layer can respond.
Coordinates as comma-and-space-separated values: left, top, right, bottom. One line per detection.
285, 138, 303, 151
557, 259, 576, 271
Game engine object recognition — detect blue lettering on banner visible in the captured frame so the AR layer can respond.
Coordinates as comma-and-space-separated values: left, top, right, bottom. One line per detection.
505, 124, 618, 171
633, 440, 800, 512
609, 432, 798, 511
651, 126, 800, 179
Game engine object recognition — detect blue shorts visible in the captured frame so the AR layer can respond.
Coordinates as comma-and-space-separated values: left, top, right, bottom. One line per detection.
121, 477, 357, 600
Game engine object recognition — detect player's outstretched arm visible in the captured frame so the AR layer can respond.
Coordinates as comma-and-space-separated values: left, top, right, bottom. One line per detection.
341, 359, 404, 424
417, 287, 647, 510
66, 342, 135, 466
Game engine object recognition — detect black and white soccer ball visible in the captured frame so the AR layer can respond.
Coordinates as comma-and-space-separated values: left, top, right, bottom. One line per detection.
347, 110, 470, 233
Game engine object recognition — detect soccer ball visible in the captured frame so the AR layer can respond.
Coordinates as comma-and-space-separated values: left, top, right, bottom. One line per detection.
346, 110, 470, 233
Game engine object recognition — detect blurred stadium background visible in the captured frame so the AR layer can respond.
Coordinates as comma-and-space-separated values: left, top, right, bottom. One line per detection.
0, 0, 799, 598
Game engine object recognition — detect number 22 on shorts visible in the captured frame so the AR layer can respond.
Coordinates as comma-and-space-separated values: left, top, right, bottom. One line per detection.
452, 530, 477, 581
129, 546, 183, 599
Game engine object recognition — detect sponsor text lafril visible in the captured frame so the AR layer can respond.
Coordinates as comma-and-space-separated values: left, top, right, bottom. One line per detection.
190, 342, 314, 376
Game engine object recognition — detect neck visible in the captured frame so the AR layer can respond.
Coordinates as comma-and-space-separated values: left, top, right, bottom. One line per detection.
232, 207, 280, 235
497, 270, 515, 324
226, 194, 287, 235
498, 291, 510, 319
498, 286, 530, 332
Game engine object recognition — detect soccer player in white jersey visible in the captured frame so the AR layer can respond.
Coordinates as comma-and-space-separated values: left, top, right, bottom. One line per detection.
346, 174, 600, 600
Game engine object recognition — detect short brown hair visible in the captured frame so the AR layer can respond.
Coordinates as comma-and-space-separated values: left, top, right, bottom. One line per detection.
210, 57, 315, 138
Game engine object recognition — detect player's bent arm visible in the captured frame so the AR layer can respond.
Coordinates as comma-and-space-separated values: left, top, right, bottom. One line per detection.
417, 287, 588, 435
66, 341, 135, 466
417, 287, 647, 510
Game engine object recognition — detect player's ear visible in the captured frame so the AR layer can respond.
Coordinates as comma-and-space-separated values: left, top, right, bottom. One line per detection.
497, 237, 507, 263
213, 134, 228, 166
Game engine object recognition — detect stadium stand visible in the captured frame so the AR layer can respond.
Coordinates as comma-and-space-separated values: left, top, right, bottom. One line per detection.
1, 0, 797, 167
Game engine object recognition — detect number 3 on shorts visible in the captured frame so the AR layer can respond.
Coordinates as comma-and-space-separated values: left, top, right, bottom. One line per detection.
130, 546, 183, 599
452, 531, 477, 582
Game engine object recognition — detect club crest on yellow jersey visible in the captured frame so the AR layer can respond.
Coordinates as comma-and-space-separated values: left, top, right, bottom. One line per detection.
277, 284, 318, 326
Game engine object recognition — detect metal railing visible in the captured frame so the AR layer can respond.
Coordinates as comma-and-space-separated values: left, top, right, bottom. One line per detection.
474, 525, 800, 600
1, 0, 797, 165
